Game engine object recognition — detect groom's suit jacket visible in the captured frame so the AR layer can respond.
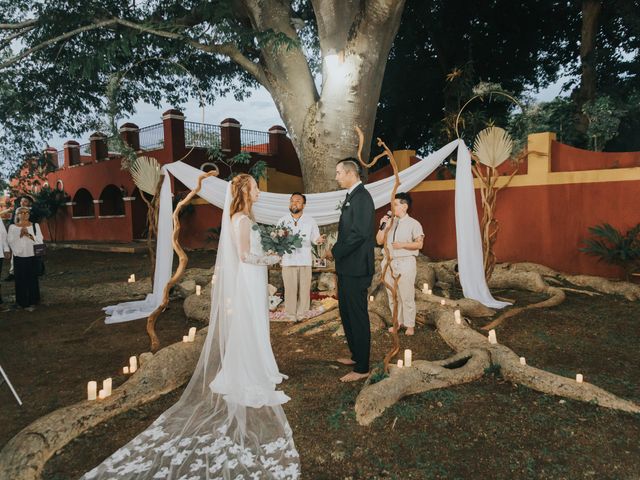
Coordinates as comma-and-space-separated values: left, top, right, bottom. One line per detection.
332, 183, 375, 277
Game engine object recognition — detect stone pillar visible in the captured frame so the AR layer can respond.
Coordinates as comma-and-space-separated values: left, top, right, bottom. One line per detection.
119, 123, 140, 151
393, 150, 416, 172
220, 118, 241, 154
90, 132, 108, 162
64, 141, 80, 167
268, 125, 287, 155
527, 132, 556, 175
44, 147, 59, 168
162, 109, 186, 161
93, 198, 103, 217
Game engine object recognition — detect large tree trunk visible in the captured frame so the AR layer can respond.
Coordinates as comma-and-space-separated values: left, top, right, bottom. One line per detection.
243, 0, 406, 193
577, 0, 602, 106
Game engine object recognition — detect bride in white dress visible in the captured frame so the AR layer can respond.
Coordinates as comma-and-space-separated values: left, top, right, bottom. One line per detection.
83, 173, 300, 479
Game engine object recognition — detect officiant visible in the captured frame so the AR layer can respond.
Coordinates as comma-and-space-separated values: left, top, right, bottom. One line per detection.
278, 192, 326, 321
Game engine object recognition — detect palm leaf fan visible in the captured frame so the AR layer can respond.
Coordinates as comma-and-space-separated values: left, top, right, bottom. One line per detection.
473, 126, 513, 168
130, 156, 161, 196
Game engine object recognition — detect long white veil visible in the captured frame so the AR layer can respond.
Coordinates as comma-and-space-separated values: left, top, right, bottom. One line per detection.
83, 184, 300, 479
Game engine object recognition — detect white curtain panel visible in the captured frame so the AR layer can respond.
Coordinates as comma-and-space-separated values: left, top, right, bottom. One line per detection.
104, 139, 508, 324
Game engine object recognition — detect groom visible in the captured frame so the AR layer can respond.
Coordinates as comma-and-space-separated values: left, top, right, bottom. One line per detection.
328, 158, 375, 382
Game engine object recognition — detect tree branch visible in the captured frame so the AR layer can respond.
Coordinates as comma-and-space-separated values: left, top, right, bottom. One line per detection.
0, 19, 37, 29
0, 19, 119, 69
112, 18, 268, 86
0, 25, 35, 51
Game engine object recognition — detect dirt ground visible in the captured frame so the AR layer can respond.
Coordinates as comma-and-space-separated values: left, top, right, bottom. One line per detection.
1, 249, 639, 480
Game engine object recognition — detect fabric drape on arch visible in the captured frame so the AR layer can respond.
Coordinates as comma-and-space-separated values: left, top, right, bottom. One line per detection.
104, 139, 509, 325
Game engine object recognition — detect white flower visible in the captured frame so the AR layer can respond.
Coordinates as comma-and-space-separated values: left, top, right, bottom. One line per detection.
153, 467, 170, 479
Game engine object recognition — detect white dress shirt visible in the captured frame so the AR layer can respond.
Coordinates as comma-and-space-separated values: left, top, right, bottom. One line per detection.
278, 213, 320, 267
0, 221, 9, 253
7, 223, 43, 257
347, 181, 362, 196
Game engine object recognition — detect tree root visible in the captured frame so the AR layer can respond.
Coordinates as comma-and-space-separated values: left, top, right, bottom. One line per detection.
0, 332, 206, 480
355, 349, 490, 426
355, 309, 640, 425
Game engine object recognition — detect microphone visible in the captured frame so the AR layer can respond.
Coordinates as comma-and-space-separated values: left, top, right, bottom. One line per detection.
379, 210, 392, 231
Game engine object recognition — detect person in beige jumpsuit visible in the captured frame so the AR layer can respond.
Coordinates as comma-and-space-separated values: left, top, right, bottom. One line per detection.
376, 192, 424, 336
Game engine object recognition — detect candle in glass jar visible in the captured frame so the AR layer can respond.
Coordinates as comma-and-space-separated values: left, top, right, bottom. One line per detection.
98, 389, 107, 400
440, 299, 446, 306
196, 285, 202, 296
129, 356, 138, 373
103, 378, 112, 396
576, 374, 584, 383
188, 327, 196, 342
519, 357, 526, 366
183, 335, 190, 342
397, 359, 403, 368
87, 381, 97, 401
404, 349, 412, 367
369, 295, 374, 302
454, 310, 462, 324
123, 366, 129, 374
488, 329, 497, 344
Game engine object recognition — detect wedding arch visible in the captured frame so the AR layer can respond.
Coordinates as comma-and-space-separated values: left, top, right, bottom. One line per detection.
104, 138, 509, 325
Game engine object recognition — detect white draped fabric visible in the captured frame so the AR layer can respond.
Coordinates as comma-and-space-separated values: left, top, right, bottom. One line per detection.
104, 138, 509, 324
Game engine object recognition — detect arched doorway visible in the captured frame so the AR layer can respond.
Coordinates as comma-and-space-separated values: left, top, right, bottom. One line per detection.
99, 184, 125, 216
72, 188, 94, 217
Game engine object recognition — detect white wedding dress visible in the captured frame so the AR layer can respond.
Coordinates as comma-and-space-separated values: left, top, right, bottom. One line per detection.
82, 187, 300, 480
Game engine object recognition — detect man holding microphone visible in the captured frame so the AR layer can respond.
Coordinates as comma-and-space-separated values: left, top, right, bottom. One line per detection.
376, 192, 424, 336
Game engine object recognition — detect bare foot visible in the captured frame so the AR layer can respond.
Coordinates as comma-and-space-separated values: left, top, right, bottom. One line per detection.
340, 371, 369, 382
405, 327, 415, 336
336, 358, 356, 365
388, 325, 404, 333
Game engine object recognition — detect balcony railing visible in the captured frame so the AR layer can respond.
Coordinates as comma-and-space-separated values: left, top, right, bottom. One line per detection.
240, 128, 270, 154
185, 121, 221, 149
138, 123, 164, 150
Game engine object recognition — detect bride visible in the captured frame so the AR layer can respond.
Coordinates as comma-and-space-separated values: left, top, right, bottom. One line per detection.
83, 173, 300, 479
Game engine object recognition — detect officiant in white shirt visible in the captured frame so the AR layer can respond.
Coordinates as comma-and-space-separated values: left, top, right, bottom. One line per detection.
278, 192, 326, 321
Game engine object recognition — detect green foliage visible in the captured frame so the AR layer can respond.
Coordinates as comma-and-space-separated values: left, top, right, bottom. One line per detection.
251, 223, 303, 256
29, 185, 67, 223
484, 363, 502, 378
580, 223, 640, 280
367, 362, 389, 385
582, 96, 627, 151
508, 97, 584, 151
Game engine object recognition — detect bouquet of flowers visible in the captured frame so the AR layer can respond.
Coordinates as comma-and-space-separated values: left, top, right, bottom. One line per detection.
252, 223, 304, 256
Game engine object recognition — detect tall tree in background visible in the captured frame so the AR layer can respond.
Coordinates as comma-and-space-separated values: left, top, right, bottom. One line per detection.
0, 0, 406, 192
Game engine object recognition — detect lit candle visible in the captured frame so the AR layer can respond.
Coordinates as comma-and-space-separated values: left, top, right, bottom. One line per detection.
123, 366, 129, 374
369, 295, 374, 302
488, 329, 497, 344
397, 359, 403, 368
87, 381, 97, 401
519, 357, 526, 366
127, 274, 135, 283
129, 356, 138, 373
196, 285, 202, 296
127, 276, 133, 283
103, 378, 112, 396
440, 299, 446, 306
576, 374, 583, 383
404, 349, 412, 367
183, 335, 190, 342
427, 289, 432, 295
454, 310, 462, 325
423, 283, 428, 291
98, 389, 107, 400
188, 327, 196, 342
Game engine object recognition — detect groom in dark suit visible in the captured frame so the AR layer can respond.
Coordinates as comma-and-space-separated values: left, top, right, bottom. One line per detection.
327, 158, 375, 382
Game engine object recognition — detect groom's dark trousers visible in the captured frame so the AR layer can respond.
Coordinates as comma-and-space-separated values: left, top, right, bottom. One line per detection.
332, 183, 375, 374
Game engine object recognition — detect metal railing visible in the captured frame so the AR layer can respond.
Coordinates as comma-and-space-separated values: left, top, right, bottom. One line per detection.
138, 123, 164, 150
240, 128, 270, 154
80, 142, 91, 155
184, 121, 222, 149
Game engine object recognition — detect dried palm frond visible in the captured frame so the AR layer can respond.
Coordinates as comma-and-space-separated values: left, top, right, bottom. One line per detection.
130, 156, 161, 195
473, 126, 513, 168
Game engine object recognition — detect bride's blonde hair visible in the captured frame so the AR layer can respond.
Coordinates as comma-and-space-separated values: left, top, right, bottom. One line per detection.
230, 173, 256, 218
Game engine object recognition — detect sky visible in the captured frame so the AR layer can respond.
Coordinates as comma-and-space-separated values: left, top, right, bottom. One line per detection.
42, 76, 569, 151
